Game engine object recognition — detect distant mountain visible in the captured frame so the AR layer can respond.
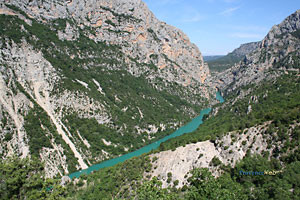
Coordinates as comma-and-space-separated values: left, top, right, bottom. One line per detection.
230, 41, 261, 57
203, 55, 224, 62
207, 41, 260, 72
215, 9, 300, 94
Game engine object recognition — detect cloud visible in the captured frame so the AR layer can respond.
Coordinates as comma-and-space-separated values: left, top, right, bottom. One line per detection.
219, 7, 240, 16
230, 33, 263, 39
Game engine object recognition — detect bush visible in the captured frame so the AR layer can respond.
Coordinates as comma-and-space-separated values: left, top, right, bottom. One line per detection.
173, 180, 179, 186
210, 156, 222, 166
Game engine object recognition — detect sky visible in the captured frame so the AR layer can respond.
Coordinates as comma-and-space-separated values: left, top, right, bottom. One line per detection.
143, 0, 300, 55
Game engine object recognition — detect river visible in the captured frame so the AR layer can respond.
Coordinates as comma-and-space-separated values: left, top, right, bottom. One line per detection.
68, 92, 224, 179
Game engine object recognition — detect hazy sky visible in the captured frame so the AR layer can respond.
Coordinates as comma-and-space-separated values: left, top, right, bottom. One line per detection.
143, 0, 299, 55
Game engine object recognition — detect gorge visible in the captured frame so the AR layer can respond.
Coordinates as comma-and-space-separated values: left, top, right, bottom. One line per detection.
69, 92, 224, 179
0, 0, 300, 199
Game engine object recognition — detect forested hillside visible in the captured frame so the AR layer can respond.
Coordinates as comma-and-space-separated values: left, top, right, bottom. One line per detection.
0, 0, 214, 176
206, 42, 260, 72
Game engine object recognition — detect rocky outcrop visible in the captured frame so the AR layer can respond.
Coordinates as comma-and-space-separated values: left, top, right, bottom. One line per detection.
4, 0, 211, 88
150, 10, 300, 186
146, 121, 292, 188
0, 0, 215, 177
213, 9, 300, 94
230, 41, 260, 57
205, 42, 260, 73
0, 40, 110, 176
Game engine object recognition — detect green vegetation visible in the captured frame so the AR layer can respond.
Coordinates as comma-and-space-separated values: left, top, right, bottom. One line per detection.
158, 72, 300, 152
206, 53, 243, 72
291, 29, 300, 39
24, 106, 53, 156
2, 149, 300, 199
15, 81, 79, 173
274, 51, 300, 69
105, 19, 116, 27
63, 114, 127, 161
2, 5, 299, 200
0, 156, 67, 200
185, 168, 246, 200
0, 13, 207, 168
210, 156, 222, 166
147, 28, 161, 42
133, 150, 300, 199
180, 153, 300, 199
136, 177, 179, 200
23, 103, 78, 173
203, 55, 224, 62
5, 4, 29, 18
68, 155, 153, 199
100, 6, 142, 23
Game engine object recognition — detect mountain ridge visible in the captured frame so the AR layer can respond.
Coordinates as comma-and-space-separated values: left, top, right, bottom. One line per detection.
206, 41, 260, 72
214, 9, 300, 94
1, 2, 300, 200
0, 0, 216, 177
140, 9, 300, 189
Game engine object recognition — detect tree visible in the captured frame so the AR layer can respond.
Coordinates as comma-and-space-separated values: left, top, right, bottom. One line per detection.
0, 156, 67, 200
185, 168, 245, 200
136, 177, 179, 200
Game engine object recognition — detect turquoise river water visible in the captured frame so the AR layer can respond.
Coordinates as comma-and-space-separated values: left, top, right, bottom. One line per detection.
68, 92, 224, 179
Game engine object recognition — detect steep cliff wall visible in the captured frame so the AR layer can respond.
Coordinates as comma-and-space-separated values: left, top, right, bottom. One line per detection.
213, 9, 300, 94
0, 0, 215, 177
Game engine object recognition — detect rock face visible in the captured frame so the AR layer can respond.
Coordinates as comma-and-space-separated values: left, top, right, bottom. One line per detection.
146, 9, 300, 189
148, 121, 300, 188
213, 9, 300, 93
0, 0, 215, 177
147, 121, 297, 188
230, 41, 260, 58
6, 0, 210, 87
205, 42, 260, 72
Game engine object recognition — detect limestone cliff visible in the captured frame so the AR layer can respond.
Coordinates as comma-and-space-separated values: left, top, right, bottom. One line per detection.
146, 120, 299, 188
145, 9, 300, 189
5, 0, 211, 87
0, 0, 214, 177
230, 41, 260, 58
213, 9, 300, 94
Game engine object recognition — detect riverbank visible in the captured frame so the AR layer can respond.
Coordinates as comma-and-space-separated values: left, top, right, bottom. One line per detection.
68, 92, 224, 179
